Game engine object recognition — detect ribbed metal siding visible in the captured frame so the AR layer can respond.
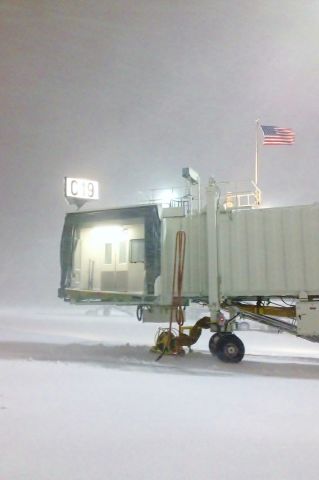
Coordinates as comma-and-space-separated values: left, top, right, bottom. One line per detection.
218, 205, 319, 297
161, 213, 208, 302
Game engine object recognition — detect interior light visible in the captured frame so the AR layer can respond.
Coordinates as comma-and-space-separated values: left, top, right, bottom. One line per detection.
224, 193, 234, 209
89, 225, 128, 245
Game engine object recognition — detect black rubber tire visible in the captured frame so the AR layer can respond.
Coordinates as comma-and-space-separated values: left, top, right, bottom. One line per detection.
208, 333, 222, 355
136, 305, 143, 321
216, 334, 245, 363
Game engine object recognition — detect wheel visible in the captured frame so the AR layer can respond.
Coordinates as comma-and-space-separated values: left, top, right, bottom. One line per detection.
215, 334, 245, 363
136, 305, 143, 321
208, 333, 221, 355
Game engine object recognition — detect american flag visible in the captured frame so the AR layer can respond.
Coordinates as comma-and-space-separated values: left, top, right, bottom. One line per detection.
260, 125, 295, 145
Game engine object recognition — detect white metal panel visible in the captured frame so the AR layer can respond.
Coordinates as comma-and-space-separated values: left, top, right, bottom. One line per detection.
302, 207, 319, 290
262, 208, 286, 292
161, 207, 185, 218
297, 301, 319, 336
160, 213, 207, 303
218, 205, 319, 297
158, 202, 319, 303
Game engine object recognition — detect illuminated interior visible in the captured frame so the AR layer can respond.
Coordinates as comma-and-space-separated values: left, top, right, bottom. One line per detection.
59, 204, 161, 300
71, 221, 145, 293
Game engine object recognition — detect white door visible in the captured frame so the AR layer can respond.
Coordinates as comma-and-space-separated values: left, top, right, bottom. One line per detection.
101, 237, 128, 292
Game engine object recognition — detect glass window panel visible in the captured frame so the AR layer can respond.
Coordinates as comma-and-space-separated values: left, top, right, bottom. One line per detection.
119, 240, 127, 264
130, 239, 145, 263
105, 243, 112, 264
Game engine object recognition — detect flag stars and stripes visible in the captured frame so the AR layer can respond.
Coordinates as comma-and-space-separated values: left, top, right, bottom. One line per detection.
260, 125, 295, 145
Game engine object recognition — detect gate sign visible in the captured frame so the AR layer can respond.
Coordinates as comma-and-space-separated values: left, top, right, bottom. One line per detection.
65, 177, 99, 200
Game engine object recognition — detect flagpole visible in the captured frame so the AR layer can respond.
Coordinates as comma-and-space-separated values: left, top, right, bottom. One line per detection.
255, 119, 260, 187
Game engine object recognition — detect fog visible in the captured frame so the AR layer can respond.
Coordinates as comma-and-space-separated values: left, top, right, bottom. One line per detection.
1, 0, 318, 306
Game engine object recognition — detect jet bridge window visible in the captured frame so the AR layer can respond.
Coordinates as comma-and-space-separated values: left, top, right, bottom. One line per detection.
119, 239, 128, 264
104, 243, 113, 264
129, 239, 145, 263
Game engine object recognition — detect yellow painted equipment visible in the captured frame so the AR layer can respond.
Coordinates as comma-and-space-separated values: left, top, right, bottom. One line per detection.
151, 316, 212, 358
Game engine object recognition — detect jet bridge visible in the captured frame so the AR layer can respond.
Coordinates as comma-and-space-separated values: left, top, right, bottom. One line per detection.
58, 172, 319, 362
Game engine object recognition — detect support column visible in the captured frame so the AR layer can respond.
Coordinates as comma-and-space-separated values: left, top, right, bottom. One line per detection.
206, 178, 220, 321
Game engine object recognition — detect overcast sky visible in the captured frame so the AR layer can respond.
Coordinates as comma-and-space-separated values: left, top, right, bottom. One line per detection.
1, 0, 318, 305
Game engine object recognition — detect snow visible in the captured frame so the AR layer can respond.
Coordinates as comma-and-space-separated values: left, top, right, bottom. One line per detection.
1, 306, 319, 479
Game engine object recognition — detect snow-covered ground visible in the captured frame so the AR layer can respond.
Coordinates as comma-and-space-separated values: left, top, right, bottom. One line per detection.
1, 306, 319, 480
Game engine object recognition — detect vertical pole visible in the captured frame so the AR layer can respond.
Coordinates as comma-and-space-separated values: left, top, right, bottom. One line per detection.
255, 119, 260, 187
206, 178, 220, 321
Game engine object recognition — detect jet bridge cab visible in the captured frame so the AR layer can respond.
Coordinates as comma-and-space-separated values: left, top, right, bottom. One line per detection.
58, 205, 161, 304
